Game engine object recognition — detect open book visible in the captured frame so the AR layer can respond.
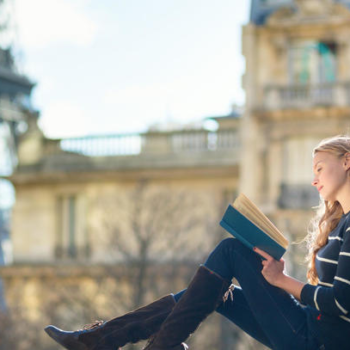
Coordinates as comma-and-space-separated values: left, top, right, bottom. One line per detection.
220, 193, 288, 260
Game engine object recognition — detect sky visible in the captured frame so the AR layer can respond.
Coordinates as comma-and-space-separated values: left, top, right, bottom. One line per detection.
10, 0, 250, 138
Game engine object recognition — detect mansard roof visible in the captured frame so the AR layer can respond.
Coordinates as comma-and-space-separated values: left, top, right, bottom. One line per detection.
250, 0, 294, 25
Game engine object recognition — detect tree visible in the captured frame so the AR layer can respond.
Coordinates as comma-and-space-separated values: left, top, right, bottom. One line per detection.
90, 181, 219, 308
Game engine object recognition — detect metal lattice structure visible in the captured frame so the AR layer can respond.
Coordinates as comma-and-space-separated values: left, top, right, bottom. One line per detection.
0, 0, 36, 310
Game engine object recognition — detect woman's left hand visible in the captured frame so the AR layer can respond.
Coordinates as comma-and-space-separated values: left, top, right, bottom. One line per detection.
253, 247, 286, 288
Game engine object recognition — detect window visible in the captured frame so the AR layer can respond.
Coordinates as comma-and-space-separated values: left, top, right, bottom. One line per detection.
55, 195, 87, 260
289, 41, 337, 84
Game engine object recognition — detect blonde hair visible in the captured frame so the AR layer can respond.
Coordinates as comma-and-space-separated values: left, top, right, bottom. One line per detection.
306, 135, 350, 285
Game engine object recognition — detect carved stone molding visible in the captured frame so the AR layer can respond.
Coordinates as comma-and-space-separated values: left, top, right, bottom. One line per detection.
267, 0, 350, 25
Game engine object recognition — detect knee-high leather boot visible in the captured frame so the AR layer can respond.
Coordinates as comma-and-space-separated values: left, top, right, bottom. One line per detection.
143, 265, 231, 350
44, 294, 176, 350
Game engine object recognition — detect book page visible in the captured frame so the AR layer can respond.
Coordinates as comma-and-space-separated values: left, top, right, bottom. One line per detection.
233, 194, 288, 248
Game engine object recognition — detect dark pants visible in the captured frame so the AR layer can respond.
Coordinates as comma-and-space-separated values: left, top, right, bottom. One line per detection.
174, 238, 324, 350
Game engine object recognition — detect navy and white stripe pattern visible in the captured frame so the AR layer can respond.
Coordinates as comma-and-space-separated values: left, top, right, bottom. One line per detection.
301, 213, 350, 323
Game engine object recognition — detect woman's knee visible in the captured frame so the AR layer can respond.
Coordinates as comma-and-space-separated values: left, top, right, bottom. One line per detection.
205, 238, 247, 274
216, 237, 238, 252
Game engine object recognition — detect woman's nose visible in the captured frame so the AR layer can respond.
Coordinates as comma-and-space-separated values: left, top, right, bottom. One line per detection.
312, 177, 318, 187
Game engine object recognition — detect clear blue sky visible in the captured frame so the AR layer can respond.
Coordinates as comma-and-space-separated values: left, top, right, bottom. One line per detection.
13, 0, 250, 138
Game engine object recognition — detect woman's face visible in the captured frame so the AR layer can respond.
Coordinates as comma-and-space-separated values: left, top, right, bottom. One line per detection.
312, 151, 349, 202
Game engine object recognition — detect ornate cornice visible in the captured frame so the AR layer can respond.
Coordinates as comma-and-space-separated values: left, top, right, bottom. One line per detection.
267, 0, 350, 26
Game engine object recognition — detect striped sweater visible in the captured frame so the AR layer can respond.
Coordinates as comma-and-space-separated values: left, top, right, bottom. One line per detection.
301, 211, 350, 323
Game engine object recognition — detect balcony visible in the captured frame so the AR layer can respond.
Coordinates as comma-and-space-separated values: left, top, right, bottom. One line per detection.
23, 128, 242, 174
263, 82, 350, 110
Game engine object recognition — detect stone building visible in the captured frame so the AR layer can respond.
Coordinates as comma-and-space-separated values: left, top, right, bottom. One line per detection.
0, 112, 242, 349
241, 0, 350, 280
242, 0, 350, 210
2, 1, 350, 349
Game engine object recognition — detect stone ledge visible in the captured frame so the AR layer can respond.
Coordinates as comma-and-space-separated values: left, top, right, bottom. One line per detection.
0, 262, 197, 279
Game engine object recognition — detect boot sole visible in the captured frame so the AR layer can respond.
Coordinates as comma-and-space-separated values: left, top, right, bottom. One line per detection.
45, 326, 89, 350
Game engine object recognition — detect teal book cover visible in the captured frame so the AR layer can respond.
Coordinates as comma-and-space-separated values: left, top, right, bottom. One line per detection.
220, 204, 287, 261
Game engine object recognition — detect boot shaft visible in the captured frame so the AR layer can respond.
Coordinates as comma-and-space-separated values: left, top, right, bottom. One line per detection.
144, 266, 230, 350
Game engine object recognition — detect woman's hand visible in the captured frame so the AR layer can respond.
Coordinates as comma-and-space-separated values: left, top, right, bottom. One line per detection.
253, 247, 305, 300
253, 247, 286, 288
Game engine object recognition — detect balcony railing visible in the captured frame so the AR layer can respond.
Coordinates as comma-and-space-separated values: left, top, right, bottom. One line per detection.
263, 82, 350, 110
44, 129, 241, 158
278, 183, 319, 209
39, 129, 241, 171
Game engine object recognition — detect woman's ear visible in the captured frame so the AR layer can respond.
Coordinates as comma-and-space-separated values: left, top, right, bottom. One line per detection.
344, 153, 350, 171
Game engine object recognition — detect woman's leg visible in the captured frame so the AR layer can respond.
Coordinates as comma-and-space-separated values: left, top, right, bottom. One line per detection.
44, 295, 176, 350
203, 238, 316, 350
144, 265, 231, 350
175, 286, 272, 348
216, 287, 272, 348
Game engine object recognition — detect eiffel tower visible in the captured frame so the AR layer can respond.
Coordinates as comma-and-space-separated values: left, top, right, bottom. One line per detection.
0, 47, 35, 312
0, 49, 35, 311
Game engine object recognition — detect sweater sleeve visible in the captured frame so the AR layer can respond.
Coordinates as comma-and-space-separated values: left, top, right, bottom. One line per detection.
300, 227, 350, 317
